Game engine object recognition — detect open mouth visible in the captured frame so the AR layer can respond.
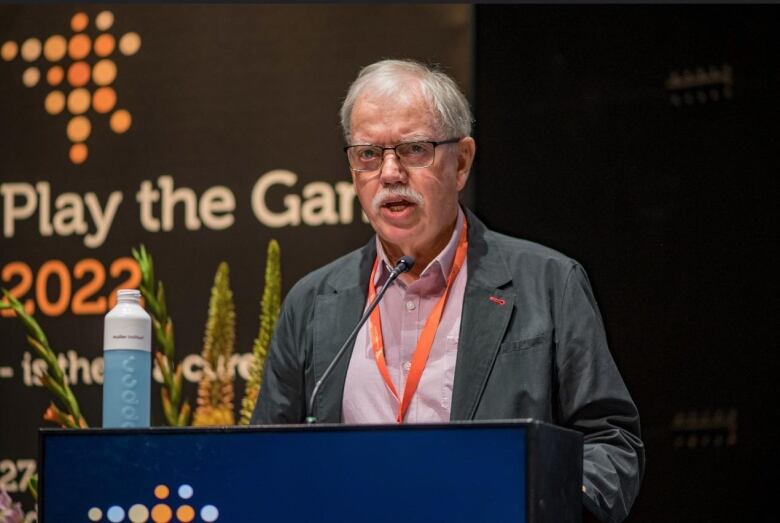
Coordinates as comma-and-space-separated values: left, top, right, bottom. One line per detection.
381, 198, 415, 213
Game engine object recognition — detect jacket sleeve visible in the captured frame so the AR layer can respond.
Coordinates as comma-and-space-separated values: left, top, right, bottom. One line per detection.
251, 294, 307, 424
555, 264, 645, 523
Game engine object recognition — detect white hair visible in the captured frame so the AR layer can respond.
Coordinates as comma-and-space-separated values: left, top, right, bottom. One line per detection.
340, 59, 473, 142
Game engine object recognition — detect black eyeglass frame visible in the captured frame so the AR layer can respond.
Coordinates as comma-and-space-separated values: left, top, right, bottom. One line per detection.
343, 137, 462, 173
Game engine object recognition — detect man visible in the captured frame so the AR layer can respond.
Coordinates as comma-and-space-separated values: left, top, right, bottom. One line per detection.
252, 59, 644, 522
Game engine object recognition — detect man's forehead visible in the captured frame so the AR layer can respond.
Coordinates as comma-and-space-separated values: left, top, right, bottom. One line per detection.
350, 93, 439, 142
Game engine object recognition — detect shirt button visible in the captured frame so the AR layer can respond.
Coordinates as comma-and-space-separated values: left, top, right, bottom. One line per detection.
406, 300, 416, 311
403, 361, 412, 372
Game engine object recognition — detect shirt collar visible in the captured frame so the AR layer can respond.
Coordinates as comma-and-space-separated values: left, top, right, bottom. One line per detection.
374, 207, 465, 290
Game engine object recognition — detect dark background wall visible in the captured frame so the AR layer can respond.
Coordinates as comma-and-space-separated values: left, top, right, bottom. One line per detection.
1, 4, 776, 522
474, 6, 777, 521
0, 5, 471, 520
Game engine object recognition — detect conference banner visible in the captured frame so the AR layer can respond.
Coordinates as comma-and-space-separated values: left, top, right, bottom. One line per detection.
0, 5, 471, 519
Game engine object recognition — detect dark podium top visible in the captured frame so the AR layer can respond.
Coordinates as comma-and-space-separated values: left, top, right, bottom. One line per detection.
39, 420, 582, 522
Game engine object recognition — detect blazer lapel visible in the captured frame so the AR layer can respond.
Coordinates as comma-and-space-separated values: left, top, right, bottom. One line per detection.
451, 211, 514, 420
311, 243, 374, 422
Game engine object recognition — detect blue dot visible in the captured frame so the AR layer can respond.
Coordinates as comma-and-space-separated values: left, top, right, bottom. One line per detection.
201, 505, 219, 522
107, 505, 125, 522
178, 484, 193, 499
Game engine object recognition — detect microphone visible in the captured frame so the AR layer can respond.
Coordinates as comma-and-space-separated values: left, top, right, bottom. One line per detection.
306, 255, 415, 423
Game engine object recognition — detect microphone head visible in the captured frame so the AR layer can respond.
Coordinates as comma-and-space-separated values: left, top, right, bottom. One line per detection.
397, 255, 415, 273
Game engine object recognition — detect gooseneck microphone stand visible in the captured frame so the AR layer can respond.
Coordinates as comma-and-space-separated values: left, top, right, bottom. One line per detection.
305, 255, 415, 424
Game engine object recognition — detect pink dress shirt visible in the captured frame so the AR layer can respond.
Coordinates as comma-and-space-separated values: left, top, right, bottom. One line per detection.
342, 209, 467, 423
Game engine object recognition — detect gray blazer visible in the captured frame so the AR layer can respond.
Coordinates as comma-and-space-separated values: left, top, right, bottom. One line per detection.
253, 208, 644, 523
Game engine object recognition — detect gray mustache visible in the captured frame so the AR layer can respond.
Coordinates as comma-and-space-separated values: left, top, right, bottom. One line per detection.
372, 185, 424, 214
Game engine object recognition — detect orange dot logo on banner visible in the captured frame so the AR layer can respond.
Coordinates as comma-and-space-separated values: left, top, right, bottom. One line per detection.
0, 9, 141, 165
68, 33, 91, 60
71, 12, 88, 32
44, 34, 67, 61
67, 115, 91, 142
110, 109, 132, 134
95, 33, 115, 57
86, 483, 221, 522
67, 61, 90, 87
47, 65, 64, 86
151, 503, 172, 522
93, 87, 117, 113
67, 88, 91, 114
1, 40, 18, 61
177, 505, 195, 522
69, 143, 88, 165
93, 59, 117, 85
45, 91, 65, 115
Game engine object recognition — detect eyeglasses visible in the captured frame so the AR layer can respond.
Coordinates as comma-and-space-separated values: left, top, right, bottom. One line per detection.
343, 138, 461, 173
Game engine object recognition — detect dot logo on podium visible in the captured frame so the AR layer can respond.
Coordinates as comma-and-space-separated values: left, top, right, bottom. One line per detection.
86, 483, 220, 522
1, 10, 140, 165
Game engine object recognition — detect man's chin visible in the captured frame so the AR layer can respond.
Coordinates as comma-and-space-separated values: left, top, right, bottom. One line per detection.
375, 227, 421, 257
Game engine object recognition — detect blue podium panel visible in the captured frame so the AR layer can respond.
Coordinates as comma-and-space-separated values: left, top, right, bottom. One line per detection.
40, 423, 529, 522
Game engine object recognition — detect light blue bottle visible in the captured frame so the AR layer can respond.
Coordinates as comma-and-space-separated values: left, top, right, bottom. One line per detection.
102, 289, 151, 428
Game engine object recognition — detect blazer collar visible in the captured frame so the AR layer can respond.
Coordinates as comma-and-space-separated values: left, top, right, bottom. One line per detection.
450, 208, 515, 420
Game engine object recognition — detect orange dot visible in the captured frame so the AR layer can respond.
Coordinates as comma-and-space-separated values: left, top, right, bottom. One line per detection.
92, 86, 116, 113
43, 35, 67, 62
154, 484, 170, 500
67, 61, 90, 87
151, 504, 172, 523
93, 59, 116, 86
47, 66, 64, 86
110, 109, 132, 134
68, 33, 91, 60
67, 88, 91, 114
66, 115, 91, 142
71, 12, 89, 32
69, 143, 88, 164
175, 505, 195, 522
94, 33, 115, 57
44, 91, 65, 115
1, 41, 17, 61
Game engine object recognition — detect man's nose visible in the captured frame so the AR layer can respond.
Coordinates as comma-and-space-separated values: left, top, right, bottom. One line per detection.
379, 150, 407, 184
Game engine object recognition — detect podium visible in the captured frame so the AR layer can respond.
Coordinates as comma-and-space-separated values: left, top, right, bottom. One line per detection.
39, 420, 582, 522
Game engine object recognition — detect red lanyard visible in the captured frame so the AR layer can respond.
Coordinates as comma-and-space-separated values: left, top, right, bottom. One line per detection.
366, 219, 468, 423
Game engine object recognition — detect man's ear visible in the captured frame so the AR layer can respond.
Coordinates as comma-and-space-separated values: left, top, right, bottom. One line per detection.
455, 137, 476, 191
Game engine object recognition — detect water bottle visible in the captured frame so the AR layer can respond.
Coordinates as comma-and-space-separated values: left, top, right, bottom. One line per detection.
102, 289, 151, 427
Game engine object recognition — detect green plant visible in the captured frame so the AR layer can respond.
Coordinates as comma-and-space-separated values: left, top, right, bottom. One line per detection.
239, 239, 282, 425
0, 291, 87, 430
131, 245, 191, 427
192, 262, 236, 426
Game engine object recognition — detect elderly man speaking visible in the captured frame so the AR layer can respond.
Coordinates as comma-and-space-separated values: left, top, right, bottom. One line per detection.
252, 59, 644, 522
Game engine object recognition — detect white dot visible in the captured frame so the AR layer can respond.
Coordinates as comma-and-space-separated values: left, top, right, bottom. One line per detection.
107, 505, 125, 522
22, 67, 40, 87
88, 507, 103, 521
96, 11, 115, 31
20, 37, 41, 61
127, 504, 149, 522
178, 484, 193, 499
118, 32, 141, 56
201, 505, 219, 522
